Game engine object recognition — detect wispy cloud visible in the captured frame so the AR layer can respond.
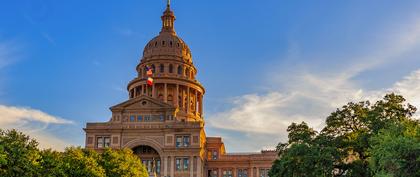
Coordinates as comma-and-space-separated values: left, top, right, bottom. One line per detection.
207, 17, 420, 151
0, 105, 75, 150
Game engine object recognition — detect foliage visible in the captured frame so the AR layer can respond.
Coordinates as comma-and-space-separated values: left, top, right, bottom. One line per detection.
0, 129, 41, 177
270, 93, 420, 177
99, 148, 148, 177
368, 120, 420, 177
0, 129, 148, 177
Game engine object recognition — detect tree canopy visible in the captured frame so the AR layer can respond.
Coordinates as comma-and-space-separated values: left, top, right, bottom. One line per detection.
270, 93, 420, 177
0, 129, 148, 177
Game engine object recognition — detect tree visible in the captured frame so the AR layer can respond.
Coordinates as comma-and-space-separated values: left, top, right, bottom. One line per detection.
368, 120, 420, 177
99, 148, 148, 177
270, 93, 420, 177
270, 122, 338, 177
0, 129, 41, 177
38, 149, 66, 177
61, 147, 105, 177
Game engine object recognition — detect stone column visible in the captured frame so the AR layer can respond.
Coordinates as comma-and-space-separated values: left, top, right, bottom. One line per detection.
175, 84, 179, 107
218, 168, 222, 177
164, 83, 168, 103
170, 156, 175, 177
190, 156, 194, 177
195, 90, 198, 116
197, 158, 202, 177
233, 168, 236, 177
200, 94, 203, 116
187, 87, 190, 114
163, 156, 168, 177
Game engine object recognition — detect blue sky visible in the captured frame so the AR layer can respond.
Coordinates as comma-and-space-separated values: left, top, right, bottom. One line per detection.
1, 0, 420, 151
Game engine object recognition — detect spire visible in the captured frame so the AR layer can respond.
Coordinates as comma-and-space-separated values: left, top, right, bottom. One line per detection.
161, 0, 176, 35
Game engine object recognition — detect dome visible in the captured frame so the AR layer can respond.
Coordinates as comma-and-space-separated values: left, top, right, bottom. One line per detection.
141, 4, 193, 64
142, 33, 192, 63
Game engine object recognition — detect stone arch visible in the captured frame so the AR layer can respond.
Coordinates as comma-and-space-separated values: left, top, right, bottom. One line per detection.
123, 137, 164, 157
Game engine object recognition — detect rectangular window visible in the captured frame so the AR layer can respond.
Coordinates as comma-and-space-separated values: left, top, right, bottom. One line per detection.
130, 115, 135, 122
160, 115, 164, 121
238, 169, 248, 177
176, 158, 181, 171
104, 137, 111, 148
176, 136, 182, 148
97, 137, 103, 148
212, 170, 218, 177
156, 160, 161, 173
183, 158, 189, 170
213, 150, 218, 160
260, 169, 269, 177
96, 136, 110, 148
137, 115, 143, 121
145, 115, 150, 121
183, 136, 190, 147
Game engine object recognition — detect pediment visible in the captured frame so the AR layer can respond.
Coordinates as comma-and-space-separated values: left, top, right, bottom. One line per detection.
110, 95, 175, 112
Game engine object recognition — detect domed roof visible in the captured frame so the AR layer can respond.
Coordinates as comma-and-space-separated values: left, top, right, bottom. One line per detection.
141, 4, 193, 64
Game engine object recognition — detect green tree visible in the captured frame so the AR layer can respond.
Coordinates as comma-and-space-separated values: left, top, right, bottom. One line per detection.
61, 147, 105, 177
270, 93, 419, 177
39, 149, 66, 177
269, 122, 339, 177
0, 129, 41, 177
368, 120, 420, 177
99, 148, 148, 177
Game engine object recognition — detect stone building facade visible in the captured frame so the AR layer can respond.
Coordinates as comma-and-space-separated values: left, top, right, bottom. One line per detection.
84, 3, 277, 177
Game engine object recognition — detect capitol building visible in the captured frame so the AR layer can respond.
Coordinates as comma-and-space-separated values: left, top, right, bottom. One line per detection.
84, 3, 276, 177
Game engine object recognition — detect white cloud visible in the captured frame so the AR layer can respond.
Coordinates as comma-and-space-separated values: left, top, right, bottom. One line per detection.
0, 105, 75, 150
207, 17, 420, 150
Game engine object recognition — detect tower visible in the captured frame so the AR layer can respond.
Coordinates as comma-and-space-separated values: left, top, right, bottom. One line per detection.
85, 3, 206, 177
127, 2, 205, 123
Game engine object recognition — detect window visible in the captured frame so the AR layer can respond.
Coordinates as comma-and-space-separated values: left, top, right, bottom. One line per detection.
169, 64, 173, 73
213, 150, 218, 160
238, 169, 248, 177
212, 170, 218, 177
144, 115, 151, 122
259, 169, 269, 177
156, 160, 161, 173
177, 66, 183, 75
223, 170, 233, 177
160, 115, 164, 122
151, 65, 156, 73
183, 158, 189, 170
176, 158, 181, 171
160, 64, 164, 73
175, 158, 189, 171
176, 135, 190, 148
176, 136, 182, 148
183, 136, 190, 147
130, 115, 135, 122
137, 115, 143, 122
96, 136, 110, 148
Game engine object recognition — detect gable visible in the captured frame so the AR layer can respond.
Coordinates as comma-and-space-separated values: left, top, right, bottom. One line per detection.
110, 95, 175, 112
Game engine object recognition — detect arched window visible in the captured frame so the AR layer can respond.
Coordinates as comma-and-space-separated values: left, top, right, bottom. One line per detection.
170, 41, 173, 47
162, 41, 165, 46
177, 66, 183, 75
169, 64, 173, 73
160, 64, 164, 73
151, 65, 156, 73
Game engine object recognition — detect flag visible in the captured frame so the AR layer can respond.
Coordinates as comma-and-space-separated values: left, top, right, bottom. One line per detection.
147, 77, 154, 86
146, 66, 153, 76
